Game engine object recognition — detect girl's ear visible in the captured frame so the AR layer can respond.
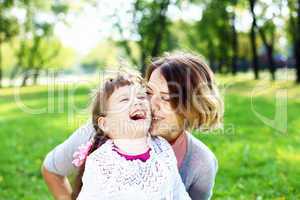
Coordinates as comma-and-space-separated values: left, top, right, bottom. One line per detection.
97, 116, 107, 132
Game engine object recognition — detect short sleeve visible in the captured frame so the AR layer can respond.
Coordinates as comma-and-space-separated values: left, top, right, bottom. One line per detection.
43, 122, 96, 176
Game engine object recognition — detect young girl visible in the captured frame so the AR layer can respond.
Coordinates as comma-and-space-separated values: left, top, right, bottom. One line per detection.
72, 73, 191, 200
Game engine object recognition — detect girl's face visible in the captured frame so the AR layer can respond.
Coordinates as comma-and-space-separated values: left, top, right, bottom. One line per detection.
147, 68, 184, 142
99, 84, 151, 139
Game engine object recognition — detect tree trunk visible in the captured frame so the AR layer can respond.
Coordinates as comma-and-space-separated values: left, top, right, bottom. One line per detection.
296, 47, 300, 83
21, 70, 30, 87
296, 0, 300, 83
250, 21, 259, 79
249, 0, 259, 80
0, 40, 2, 88
266, 45, 276, 81
231, 12, 238, 75
9, 65, 20, 86
207, 39, 216, 72
33, 68, 40, 85
140, 51, 147, 77
218, 57, 225, 73
151, 0, 169, 58
257, 25, 276, 80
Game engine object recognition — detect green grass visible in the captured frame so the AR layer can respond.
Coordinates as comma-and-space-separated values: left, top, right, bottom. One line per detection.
0, 76, 299, 199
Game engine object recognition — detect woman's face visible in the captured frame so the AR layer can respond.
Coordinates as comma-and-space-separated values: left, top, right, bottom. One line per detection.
147, 68, 184, 142
100, 84, 151, 139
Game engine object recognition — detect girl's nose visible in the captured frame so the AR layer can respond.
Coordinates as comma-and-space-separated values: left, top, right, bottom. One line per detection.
133, 97, 143, 106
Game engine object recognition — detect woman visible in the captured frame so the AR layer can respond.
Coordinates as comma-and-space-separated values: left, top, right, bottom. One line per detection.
42, 52, 223, 200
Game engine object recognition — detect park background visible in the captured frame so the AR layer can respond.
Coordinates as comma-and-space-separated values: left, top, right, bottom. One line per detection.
0, 0, 299, 199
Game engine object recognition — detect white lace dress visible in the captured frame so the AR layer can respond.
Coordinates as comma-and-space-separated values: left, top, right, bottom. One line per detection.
77, 136, 191, 200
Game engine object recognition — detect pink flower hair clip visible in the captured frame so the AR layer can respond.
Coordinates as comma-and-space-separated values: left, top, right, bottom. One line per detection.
72, 140, 93, 167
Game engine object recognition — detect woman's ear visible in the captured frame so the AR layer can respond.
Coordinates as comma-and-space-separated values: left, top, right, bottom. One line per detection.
98, 116, 107, 132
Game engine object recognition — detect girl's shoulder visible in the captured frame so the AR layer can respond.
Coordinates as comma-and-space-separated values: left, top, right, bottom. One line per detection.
150, 136, 177, 166
86, 139, 114, 164
149, 136, 172, 153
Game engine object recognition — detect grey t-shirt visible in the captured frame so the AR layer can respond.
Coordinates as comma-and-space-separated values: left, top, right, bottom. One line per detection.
43, 122, 218, 200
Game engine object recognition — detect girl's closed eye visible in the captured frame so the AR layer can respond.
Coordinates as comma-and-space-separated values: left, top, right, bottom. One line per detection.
138, 95, 146, 100
120, 97, 129, 102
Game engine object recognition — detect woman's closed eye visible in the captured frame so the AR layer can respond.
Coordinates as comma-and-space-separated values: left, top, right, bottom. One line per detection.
146, 91, 153, 96
161, 95, 171, 101
146, 88, 152, 94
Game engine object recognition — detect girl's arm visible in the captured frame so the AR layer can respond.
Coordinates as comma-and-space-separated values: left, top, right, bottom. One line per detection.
42, 122, 95, 199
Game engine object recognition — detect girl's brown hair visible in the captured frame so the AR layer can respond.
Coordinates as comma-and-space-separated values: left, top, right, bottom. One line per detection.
72, 73, 144, 199
145, 52, 223, 131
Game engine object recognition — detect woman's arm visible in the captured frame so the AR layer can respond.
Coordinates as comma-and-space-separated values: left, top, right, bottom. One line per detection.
188, 155, 218, 200
42, 122, 95, 199
42, 166, 73, 200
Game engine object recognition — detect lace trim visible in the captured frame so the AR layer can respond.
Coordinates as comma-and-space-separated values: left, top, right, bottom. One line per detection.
83, 137, 177, 199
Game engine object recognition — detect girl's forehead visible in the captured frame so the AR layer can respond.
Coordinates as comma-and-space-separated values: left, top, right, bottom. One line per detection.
111, 84, 146, 97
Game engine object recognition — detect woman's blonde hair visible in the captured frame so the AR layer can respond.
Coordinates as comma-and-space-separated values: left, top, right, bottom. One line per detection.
146, 51, 223, 131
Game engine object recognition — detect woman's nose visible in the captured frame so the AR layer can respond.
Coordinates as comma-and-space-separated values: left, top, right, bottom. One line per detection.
150, 94, 160, 111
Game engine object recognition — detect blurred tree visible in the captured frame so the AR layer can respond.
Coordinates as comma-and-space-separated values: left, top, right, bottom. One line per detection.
229, 1, 239, 75
251, 0, 284, 80
189, 0, 232, 73
1, 41, 17, 71
249, 0, 260, 79
0, 0, 19, 87
257, 19, 276, 80
288, 0, 300, 83
238, 32, 253, 62
31, 37, 73, 84
297, 0, 300, 83
113, 0, 178, 76
81, 40, 119, 73
40, 39, 75, 73
186, 0, 261, 78
10, 0, 70, 86
21, 22, 53, 86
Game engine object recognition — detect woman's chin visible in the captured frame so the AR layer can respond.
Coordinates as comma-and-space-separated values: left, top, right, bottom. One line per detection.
149, 131, 159, 136
149, 124, 161, 136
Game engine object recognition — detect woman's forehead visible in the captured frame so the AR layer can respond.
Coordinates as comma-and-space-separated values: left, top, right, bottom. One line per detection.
147, 69, 169, 93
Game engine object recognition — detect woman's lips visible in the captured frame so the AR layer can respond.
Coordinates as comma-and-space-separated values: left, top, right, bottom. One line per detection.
152, 116, 164, 121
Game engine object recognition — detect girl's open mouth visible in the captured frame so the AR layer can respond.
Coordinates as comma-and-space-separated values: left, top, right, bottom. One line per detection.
129, 110, 147, 120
